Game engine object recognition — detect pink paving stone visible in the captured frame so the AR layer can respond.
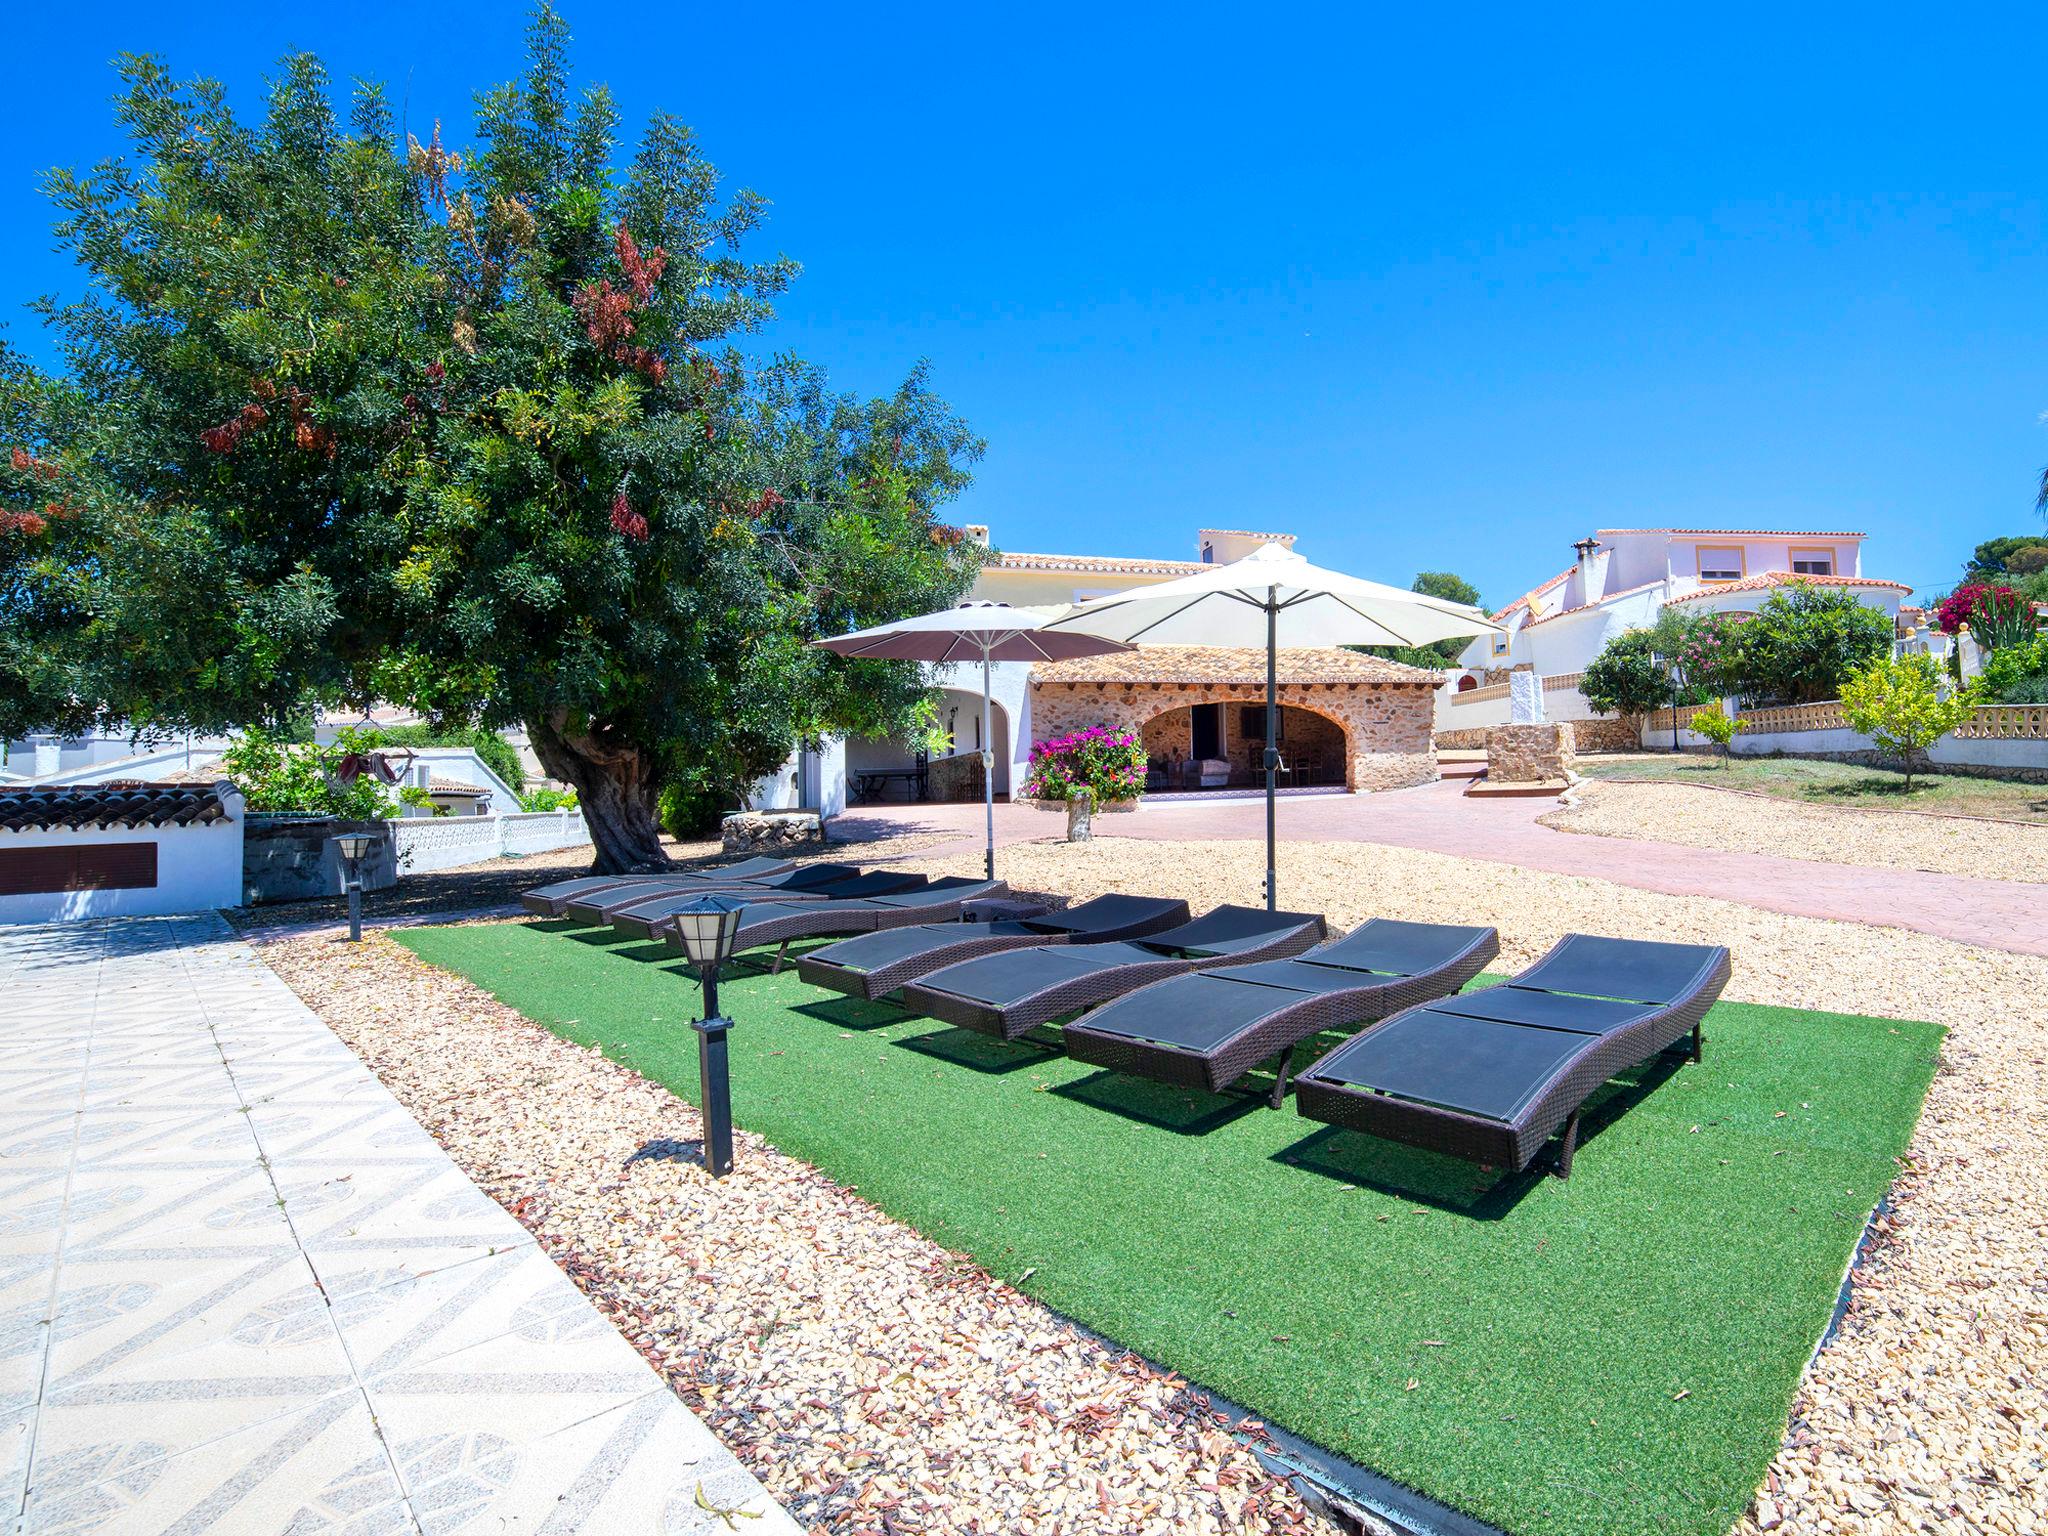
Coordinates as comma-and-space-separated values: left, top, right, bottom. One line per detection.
832, 778, 2048, 958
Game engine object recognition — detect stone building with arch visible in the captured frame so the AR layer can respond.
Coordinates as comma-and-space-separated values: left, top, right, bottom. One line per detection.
1030, 645, 1440, 793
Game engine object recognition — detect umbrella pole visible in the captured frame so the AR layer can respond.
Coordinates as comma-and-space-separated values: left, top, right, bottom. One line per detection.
1264, 591, 1278, 911
982, 648, 996, 883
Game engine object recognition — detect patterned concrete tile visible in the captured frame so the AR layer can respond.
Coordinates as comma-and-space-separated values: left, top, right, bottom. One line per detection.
1, 913, 793, 1536
21, 1391, 412, 1536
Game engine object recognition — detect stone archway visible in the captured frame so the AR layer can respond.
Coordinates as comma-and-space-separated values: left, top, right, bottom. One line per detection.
1031, 676, 1438, 792
1138, 700, 1353, 790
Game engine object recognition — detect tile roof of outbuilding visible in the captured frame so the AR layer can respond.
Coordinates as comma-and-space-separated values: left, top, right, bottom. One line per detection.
0, 782, 232, 833
1031, 645, 1441, 687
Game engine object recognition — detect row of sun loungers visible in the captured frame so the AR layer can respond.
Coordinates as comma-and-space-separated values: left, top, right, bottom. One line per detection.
520, 858, 1730, 1179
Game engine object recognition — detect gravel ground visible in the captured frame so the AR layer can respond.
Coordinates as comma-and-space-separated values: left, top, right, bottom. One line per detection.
258, 830, 2048, 1536
1543, 779, 2048, 885
261, 928, 1329, 1536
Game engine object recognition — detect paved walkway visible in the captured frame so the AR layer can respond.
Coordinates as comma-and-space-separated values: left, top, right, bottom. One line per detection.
835, 778, 2048, 956
1, 915, 797, 1536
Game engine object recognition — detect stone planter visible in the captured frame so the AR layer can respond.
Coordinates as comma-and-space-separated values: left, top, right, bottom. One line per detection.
722, 809, 825, 855
1022, 796, 1139, 814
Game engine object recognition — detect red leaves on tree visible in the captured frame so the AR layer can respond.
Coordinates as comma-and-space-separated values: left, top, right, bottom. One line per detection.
0, 510, 48, 537
8, 447, 57, 482
571, 226, 672, 383
201, 384, 332, 458
610, 489, 649, 542
750, 488, 784, 517
615, 223, 669, 302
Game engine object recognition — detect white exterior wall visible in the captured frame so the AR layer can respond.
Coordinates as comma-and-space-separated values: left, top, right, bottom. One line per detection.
0, 790, 246, 924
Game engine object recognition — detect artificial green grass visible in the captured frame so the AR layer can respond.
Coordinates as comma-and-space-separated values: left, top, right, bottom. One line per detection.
398, 921, 1942, 1536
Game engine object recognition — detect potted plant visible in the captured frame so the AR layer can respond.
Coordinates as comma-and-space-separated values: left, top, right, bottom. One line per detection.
1022, 727, 1146, 812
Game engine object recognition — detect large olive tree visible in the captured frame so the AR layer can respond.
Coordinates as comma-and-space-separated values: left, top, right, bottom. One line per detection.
1, 8, 983, 869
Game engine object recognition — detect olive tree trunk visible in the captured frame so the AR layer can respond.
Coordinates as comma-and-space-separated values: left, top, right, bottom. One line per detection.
528, 711, 671, 873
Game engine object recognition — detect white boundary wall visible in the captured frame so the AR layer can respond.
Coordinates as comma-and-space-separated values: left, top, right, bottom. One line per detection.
390, 808, 590, 875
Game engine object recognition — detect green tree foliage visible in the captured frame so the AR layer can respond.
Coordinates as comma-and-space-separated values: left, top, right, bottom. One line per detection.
217, 727, 398, 817
1978, 632, 2048, 704
1963, 535, 2048, 579
1735, 581, 1893, 704
1688, 701, 1741, 765
0, 10, 983, 870
1839, 654, 1978, 791
1359, 571, 1486, 669
1579, 631, 1671, 718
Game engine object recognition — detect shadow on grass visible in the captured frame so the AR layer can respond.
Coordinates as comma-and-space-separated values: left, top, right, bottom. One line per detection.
1054, 1070, 1264, 1135
1278, 1053, 1692, 1216
524, 918, 586, 935
1800, 774, 1919, 802
895, 1026, 1055, 1075
791, 994, 907, 1032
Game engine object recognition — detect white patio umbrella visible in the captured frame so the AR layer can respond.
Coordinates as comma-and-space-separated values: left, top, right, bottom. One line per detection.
1038, 542, 1503, 909
813, 602, 1134, 880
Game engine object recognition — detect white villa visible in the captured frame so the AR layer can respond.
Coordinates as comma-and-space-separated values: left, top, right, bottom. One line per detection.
1457, 527, 1913, 682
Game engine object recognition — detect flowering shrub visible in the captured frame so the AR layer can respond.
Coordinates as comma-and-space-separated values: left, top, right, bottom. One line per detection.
1936, 582, 2037, 651
1023, 727, 1146, 803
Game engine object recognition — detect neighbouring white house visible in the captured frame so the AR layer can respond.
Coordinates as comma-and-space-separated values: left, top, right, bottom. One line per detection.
1437, 528, 1916, 738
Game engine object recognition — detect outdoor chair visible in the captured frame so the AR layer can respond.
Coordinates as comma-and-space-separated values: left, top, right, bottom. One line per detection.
793, 893, 1194, 1002
897, 905, 1328, 1042
664, 877, 1010, 971
562, 863, 873, 925
518, 855, 798, 917
1292, 934, 1732, 1179
1062, 919, 1499, 1106
602, 868, 928, 938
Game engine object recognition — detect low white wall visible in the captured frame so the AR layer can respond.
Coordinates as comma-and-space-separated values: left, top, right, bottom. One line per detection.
390, 808, 589, 875
0, 792, 245, 924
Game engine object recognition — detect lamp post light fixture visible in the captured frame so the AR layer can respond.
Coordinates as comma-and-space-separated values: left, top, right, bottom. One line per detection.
672, 894, 748, 1178
329, 831, 376, 942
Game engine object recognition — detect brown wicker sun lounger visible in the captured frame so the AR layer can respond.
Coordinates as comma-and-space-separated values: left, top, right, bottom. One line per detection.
563, 863, 878, 925
1293, 934, 1731, 1179
792, 894, 1194, 1002
663, 878, 1009, 971
518, 856, 797, 916
1062, 919, 1500, 1107
898, 906, 1328, 1042
606, 868, 925, 940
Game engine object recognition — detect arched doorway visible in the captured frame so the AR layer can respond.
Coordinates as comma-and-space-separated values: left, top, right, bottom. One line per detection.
1138, 702, 1352, 792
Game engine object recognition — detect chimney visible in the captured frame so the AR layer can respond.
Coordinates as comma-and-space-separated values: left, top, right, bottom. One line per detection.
30, 734, 61, 779
1571, 537, 1608, 606
962, 525, 990, 548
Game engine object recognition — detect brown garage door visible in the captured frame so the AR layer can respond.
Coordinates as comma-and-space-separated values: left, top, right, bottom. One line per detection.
0, 842, 159, 896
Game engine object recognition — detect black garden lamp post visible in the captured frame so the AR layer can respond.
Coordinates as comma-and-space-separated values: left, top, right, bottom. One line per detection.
673, 894, 747, 1178
330, 832, 375, 942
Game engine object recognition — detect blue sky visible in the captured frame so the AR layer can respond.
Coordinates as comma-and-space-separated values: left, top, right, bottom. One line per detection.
3, 3, 2042, 609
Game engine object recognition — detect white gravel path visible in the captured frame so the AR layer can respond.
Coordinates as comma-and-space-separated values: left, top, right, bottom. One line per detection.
1542, 778, 2048, 885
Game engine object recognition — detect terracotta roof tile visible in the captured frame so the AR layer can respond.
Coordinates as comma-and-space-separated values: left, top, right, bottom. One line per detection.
1492, 565, 1575, 622
0, 783, 231, 833
428, 777, 490, 795
1031, 645, 1441, 687
1664, 571, 1914, 604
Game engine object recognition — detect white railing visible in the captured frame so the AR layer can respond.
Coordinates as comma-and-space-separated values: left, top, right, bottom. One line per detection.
390, 808, 588, 875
